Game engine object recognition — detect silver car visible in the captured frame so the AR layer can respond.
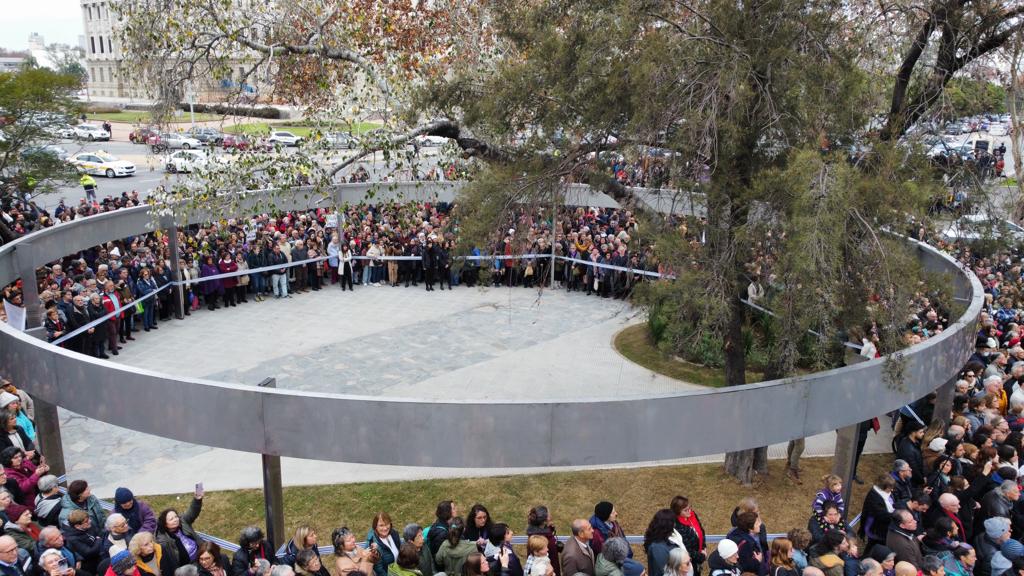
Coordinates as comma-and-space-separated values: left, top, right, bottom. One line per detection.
152, 132, 203, 151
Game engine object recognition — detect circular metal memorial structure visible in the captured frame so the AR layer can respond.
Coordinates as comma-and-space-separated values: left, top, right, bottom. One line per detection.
0, 182, 984, 468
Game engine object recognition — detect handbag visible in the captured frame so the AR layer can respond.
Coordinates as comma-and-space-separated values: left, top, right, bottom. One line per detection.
134, 301, 144, 314
525, 265, 534, 277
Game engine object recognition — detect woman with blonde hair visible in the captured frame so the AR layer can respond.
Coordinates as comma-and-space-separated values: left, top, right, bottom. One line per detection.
769, 538, 799, 576
283, 524, 321, 568
129, 531, 177, 576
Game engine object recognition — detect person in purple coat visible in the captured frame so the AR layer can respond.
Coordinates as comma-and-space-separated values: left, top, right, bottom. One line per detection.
199, 255, 223, 311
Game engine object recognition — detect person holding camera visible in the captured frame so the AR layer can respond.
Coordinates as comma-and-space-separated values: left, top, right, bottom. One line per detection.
332, 528, 375, 576
40, 547, 92, 576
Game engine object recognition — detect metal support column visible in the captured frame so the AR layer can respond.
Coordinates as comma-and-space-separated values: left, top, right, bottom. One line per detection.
832, 425, 859, 522
33, 398, 66, 480
550, 187, 557, 288
258, 378, 285, 551
162, 216, 184, 320
15, 241, 42, 329
932, 376, 958, 428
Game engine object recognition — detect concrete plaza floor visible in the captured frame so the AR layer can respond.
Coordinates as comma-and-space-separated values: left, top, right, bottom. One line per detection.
52, 284, 893, 497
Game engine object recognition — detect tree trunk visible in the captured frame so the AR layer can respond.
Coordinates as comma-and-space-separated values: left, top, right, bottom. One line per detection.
723, 284, 757, 484
1010, 40, 1024, 222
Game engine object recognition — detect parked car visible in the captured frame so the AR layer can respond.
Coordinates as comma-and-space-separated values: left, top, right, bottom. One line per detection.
221, 133, 251, 151
268, 130, 303, 146
164, 150, 209, 173
72, 124, 110, 141
185, 127, 225, 145
413, 135, 448, 152
54, 125, 77, 139
129, 126, 159, 144
68, 151, 135, 178
944, 123, 964, 136
20, 145, 68, 161
148, 132, 202, 152
989, 123, 1009, 136
324, 132, 357, 149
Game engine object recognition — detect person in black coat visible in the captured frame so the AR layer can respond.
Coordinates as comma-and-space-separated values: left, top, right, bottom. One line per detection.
860, 474, 896, 554
63, 510, 103, 575
422, 239, 436, 292
894, 421, 926, 487
427, 501, 456, 572
436, 242, 451, 291
66, 296, 92, 355
230, 527, 277, 576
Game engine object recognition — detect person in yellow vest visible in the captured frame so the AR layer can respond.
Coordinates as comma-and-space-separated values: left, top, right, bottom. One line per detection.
79, 174, 97, 202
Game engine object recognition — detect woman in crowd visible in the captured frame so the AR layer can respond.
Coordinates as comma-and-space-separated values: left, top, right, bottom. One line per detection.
368, 512, 402, 576
921, 517, 961, 555
134, 268, 158, 332
726, 511, 766, 576
464, 505, 492, 550
808, 503, 848, 546
0, 413, 34, 467
807, 531, 849, 576
102, 513, 133, 560
218, 253, 238, 308
867, 546, 895, 576
436, 518, 477, 576
333, 527, 376, 576
339, 243, 355, 291
1, 446, 46, 507
199, 256, 222, 311
485, 524, 521, 576
946, 546, 975, 576
283, 525, 321, 568
663, 548, 693, 576
230, 526, 274, 576
295, 549, 330, 576
589, 502, 626, 556
769, 538, 800, 576
234, 253, 250, 303
155, 493, 204, 567
3, 505, 39, 552
644, 509, 680, 576
129, 532, 177, 576
526, 507, 560, 576
194, 542, 231, 576
671, 496, 705, 574
595, 538, 630, 576
389, 542, 423, 576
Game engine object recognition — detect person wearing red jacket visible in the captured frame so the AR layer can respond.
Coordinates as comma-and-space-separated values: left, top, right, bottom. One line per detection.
100, 281, 122, 356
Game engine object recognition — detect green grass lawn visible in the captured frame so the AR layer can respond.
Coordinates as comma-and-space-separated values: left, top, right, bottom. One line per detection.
141, 454, 890, 559
224, 121, 381, 138
86, 111, 226, 123
614, 324, 764, 386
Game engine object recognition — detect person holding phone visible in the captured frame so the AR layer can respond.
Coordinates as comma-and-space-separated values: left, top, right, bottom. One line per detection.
367, 513, 401, 576
39, 548, 76, 576
155, 485, 204, 567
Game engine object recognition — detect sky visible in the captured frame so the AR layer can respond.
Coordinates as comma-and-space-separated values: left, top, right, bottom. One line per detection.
1, 0, 83, 50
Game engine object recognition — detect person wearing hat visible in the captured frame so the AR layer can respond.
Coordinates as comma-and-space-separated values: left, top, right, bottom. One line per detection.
923, 438, 948, 472
868, 546, 895, 576
0, 396, 32, 446
588, 502, 626, 556
895, 420, 926, 487
107, 550, 139, 576
706, 539, 740, 576
975, 516, 1011, 576
113, 490, 155, 536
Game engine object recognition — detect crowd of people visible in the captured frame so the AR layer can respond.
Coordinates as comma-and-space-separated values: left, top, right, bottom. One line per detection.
0, 193, 665, 349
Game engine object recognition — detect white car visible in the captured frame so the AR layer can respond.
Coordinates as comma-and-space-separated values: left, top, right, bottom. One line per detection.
54, 125, 77, 139
68, 151, 135, 178
152, 132, 203, 150
268, 131, 303, 146
72, 124, 110, 141
989, 123, 1009, 136
164, 150, 209, 173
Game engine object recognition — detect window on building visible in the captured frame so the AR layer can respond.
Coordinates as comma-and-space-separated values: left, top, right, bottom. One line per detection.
98, 36, 104, 54
86, 6, 91, 20
90, 67, 95, 81
90, 37, 95, 54
98, 68, 104, 83
107, 37, 113, 53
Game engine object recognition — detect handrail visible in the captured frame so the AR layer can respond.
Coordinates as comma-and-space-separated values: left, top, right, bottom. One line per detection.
0, 183, 983, 469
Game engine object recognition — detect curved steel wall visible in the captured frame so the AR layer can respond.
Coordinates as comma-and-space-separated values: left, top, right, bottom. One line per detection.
0, 184, 984, 467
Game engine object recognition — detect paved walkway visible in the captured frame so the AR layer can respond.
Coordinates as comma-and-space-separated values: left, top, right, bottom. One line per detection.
53, 285, 892, 497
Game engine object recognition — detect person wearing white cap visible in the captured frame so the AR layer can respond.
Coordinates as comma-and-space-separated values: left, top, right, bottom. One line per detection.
0, 394, 33, 443
707, 539, 740, 576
